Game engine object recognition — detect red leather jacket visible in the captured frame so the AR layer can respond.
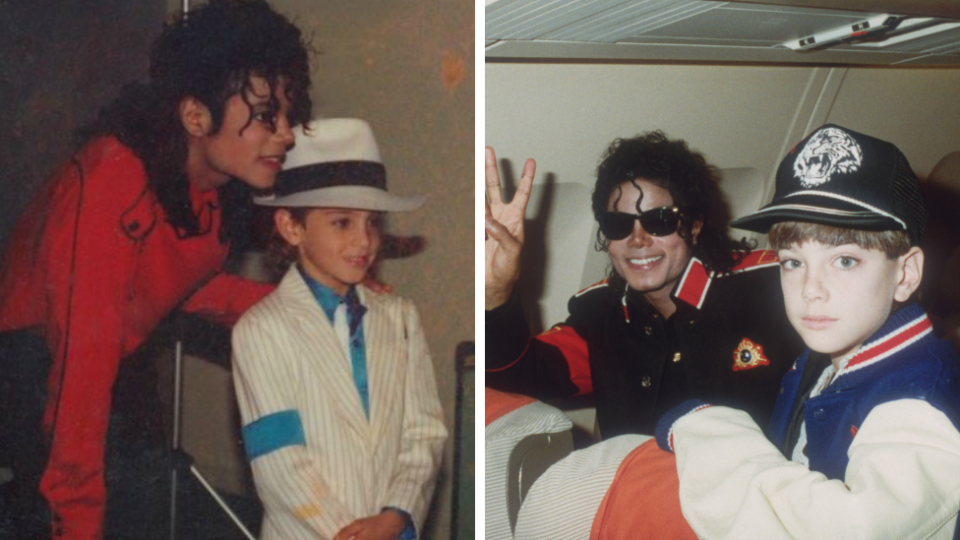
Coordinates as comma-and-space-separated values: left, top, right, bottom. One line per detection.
0, 137, 272, 540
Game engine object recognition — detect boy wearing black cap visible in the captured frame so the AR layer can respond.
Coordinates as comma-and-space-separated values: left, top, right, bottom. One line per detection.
231, 119, 446, 540
656, 125, 960, 539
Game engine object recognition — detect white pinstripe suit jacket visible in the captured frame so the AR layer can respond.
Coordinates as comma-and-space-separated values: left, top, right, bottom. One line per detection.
231, 268, 447, 540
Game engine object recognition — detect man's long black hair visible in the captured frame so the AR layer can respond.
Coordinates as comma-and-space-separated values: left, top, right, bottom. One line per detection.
79, 0, 312, 251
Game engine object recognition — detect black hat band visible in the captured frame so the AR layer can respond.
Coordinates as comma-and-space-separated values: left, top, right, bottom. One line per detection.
276, 161, 387, 197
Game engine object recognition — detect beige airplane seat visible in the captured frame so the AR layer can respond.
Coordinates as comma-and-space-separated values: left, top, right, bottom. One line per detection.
520, 182, 600, 439
523, 182, 597, 330
513, 434, 697, 540
485, 388, 573, 540
922, 152, 960, 353
506, 430, 575, 533
513, 435, 649, 540
714, 168, 768, 246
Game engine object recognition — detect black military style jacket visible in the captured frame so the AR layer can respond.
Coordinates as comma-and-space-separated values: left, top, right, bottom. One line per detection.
486, 251, 805, 439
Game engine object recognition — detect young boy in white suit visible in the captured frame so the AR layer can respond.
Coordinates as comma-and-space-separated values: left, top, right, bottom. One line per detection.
231, 118, 447, 540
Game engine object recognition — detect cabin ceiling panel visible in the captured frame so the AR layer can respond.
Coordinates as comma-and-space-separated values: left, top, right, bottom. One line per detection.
486, 0, 960, 65
638, 6, 862, 43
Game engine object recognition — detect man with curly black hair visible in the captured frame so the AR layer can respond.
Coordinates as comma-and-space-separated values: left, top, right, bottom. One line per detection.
0, 2, 314, 538
485, 132, 804, 439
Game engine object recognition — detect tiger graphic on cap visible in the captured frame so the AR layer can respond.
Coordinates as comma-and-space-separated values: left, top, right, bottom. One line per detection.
793, 127, 863, 188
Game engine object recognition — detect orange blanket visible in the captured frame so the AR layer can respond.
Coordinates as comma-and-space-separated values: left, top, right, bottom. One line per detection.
590, 439, 697, 540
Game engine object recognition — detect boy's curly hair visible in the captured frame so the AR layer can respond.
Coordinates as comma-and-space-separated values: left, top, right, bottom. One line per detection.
263, 208, 308, 280
81, 0, 313, 250
592, 131, 753, 279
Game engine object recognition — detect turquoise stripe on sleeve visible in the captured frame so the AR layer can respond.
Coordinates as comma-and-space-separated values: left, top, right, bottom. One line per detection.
242, 410, 306, 461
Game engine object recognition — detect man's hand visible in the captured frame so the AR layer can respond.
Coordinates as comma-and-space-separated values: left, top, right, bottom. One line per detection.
363, 276, 393, 294
334, 511, 406, 540
485, 146, 536, 310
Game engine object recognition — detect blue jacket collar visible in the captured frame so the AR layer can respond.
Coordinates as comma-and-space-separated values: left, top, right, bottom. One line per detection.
825, 303, 933, 390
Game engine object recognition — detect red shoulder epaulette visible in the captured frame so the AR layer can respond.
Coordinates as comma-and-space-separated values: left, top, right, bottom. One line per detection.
674, 251, 780, 309
674, 257, 712, 309
575, 278, 609, 297
729, 249, 780, 274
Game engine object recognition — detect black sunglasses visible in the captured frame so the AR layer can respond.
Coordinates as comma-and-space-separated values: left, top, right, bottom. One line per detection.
598, 206, 684, 240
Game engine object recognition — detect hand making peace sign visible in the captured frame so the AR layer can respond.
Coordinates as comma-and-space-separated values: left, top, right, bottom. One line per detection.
484, 146, 536, 310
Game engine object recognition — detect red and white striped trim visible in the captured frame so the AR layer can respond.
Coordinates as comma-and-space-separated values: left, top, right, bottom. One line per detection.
674, 251, 779, 309
728, 250, 780, 274
675, 257, 712, 309
839, 313, 933, 378
575, 278, 609, 297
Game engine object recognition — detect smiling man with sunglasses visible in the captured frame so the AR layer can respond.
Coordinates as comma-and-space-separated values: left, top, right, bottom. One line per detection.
485, 131, 804, 438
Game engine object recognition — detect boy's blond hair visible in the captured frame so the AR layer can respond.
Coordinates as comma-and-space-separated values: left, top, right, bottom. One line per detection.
768, 221, 911, 260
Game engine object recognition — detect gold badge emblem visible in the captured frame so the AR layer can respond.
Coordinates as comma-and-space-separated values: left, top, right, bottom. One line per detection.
732, 338, 769, 371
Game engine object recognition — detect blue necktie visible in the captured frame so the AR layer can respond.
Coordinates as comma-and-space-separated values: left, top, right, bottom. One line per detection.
344, 288, 370, 418
298, 267, 372, 420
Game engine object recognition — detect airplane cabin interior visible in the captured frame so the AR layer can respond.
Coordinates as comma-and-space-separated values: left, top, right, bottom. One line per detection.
485, 1, 960, 538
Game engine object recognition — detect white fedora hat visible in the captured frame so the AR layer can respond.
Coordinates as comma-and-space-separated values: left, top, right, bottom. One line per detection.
254, 118, 425, 212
